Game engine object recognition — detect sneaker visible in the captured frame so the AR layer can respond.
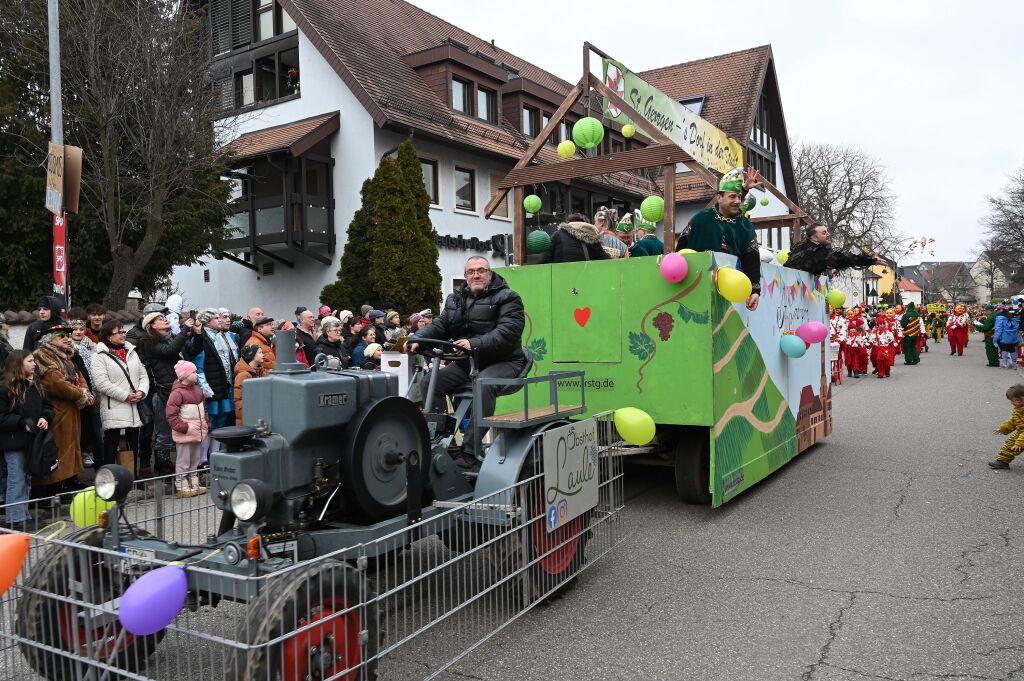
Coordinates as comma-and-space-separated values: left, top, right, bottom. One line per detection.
988, 461, 1010, 470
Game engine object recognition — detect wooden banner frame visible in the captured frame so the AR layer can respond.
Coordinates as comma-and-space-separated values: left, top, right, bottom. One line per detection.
485, 42, 814, 263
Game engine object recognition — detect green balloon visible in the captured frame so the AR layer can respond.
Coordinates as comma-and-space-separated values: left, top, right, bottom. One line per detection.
640, 195, 665, 223
572, 117, 605, 149
826, 289, 846, 308
523, 194, 542, 214
760, 197, 770, 206
526, 230, 551, 254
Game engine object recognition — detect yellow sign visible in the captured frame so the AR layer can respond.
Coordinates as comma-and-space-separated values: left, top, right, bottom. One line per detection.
602, 58, 744, 174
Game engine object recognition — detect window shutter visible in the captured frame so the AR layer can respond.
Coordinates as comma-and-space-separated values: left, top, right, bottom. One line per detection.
212, 77, 233, 112
210, 0, 230, 55
231, 0, 252, 48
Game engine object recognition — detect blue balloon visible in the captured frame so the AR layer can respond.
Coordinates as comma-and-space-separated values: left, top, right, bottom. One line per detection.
780, 334, 808, 359
119, 564, 187, 635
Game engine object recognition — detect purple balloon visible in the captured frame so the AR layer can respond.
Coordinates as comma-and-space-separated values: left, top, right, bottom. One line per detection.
119, 564, 187, 635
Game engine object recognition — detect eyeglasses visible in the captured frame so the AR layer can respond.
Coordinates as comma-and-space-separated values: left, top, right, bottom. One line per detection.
51, 332, 68, 339
464, 268, 490, 276
110, 330, 126, 336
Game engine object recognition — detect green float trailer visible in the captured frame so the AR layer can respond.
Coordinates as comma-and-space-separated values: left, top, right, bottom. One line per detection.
496, 252, 833, 507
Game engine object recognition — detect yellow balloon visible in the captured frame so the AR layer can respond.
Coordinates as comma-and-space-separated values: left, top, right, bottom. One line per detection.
777, 249, 789, 265
717, 268, 752, 303
613, 407, 656, 446
70, 488, 116, 528
677, 248, 697, 254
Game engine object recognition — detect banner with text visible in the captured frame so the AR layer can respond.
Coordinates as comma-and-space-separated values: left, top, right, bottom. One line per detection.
601, 58, 744, 174
53, 212, 68, 300
542, 418, 599, 532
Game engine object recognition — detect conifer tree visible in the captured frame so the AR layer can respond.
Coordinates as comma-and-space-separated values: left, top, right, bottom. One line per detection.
321, 174, 379, 312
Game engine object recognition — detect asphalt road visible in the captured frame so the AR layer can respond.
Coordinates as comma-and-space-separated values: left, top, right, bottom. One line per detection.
435, 337, 1024, 681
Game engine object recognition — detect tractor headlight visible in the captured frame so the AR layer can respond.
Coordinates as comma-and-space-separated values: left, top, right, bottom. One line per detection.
229, 479, 273, 522
95, 465, 134, 503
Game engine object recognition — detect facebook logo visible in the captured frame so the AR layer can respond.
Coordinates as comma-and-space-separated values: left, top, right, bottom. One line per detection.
547, 505, 558, 530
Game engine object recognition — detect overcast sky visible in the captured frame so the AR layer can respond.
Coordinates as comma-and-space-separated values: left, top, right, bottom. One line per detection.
409, 0, 1024, 265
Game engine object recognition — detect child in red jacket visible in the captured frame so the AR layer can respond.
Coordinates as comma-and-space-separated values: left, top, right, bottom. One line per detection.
166, 360, 210, 498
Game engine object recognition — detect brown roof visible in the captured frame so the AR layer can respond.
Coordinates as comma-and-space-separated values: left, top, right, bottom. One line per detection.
898, 277, 923, 293
639, 46, 771, 145
279, 0, 655, 196
224, 113, 340, 159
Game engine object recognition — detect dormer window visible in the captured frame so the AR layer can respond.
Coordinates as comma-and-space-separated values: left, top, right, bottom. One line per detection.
522, 106, 539, 137
476, 87, 496, 123
452, 78, 471, 113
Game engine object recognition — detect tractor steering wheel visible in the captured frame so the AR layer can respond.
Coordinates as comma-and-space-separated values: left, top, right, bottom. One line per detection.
409, 337, 477, 366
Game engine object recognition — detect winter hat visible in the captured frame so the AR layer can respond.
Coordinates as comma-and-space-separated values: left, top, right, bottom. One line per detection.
368, 310, 385, 321
318, 305, 331, 316
385, 311, 400, 324
254, 316, 275, 329
239, 344, 261, 365
142, 312, 163, 330
360, 304, 373, 317
142, 302, 168, 315
320, 316, 341, 333
165, 294, 183, 315
363, 343, 382, 358
337, 310, 353, 324
408, 313, 421, 328
418, 309, 433, 318
294, 306, 308, 317
197, 308, 219, 325
174, 360, 197, 381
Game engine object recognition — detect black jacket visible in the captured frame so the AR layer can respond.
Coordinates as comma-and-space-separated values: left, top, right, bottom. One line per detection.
314, 338, 351, 368
186, 332, 235, 401
413, 272, 525, 367
786, 240, 876, 277
234, 319, 254, 346
296, 328, 318, 365
139, 329, 200, 399
537, 222, 610, 264
23, 295, 67, 351
0, 381, 54, 452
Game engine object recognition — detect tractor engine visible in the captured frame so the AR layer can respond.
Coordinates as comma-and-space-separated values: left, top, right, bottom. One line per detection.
208, 352, 429, 530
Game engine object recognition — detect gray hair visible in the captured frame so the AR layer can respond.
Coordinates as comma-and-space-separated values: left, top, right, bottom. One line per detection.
321, 316, 342, 333
217, 307, 231, 317
465, 255, 490, 269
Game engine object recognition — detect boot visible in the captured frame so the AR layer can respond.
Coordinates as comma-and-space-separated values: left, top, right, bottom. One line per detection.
174, 478, 196, 498
138, 460, 154, 479
189, 475, 208, 496
154, 448, 176, 476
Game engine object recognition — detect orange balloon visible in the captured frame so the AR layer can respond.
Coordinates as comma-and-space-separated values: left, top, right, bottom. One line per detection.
0, 533, 30, 596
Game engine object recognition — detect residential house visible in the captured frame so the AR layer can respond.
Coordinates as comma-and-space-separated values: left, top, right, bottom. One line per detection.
897, 277, 923, 306
970, 251, 1020, 302
917, 262, 977, 303
643, 46, 799, 250
172, 0, 797, 314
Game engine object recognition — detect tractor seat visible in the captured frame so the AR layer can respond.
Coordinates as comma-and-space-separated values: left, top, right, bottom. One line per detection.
452, 346, 534, 399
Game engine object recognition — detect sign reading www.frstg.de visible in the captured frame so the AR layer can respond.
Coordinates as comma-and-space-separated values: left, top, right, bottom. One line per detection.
542, 418, 599, 533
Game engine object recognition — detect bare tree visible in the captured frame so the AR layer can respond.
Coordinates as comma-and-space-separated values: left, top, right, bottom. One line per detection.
983, 168, 1024, 279
793, 142, 900, 254
5, 0, 233, 307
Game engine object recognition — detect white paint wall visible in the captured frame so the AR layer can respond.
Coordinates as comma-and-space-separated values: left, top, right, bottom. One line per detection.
171, 31, 377, 320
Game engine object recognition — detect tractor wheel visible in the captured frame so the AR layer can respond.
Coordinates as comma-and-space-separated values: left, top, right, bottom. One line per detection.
674, 427, 712, 505
226, 560, 377, 681
16, 527, 165, 680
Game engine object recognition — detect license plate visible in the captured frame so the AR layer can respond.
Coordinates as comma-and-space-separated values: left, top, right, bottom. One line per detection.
119, 546, 156, 570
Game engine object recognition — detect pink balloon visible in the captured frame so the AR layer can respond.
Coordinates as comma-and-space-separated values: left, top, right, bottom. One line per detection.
119, 564, 187, 635
796, 321, 829, 344
659, 252, 689, 283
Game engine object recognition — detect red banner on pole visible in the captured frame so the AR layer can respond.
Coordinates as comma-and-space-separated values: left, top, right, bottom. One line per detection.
53, 211, 68, 302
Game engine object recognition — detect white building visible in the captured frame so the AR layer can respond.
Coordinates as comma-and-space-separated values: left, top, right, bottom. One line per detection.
172, 0, 798, 317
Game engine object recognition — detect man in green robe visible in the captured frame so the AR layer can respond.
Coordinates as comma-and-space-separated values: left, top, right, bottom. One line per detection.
628, 214, 664, 257
676, 167, 762, 310
900, 302, 921, 365
974, 304, 1000, 367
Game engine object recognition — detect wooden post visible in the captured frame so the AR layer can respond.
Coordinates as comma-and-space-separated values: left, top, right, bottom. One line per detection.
663, 164, 675, 253
513, 186, 525, 265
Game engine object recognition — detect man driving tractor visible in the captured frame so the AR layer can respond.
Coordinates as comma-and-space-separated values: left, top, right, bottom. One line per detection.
409, 256, 527, 470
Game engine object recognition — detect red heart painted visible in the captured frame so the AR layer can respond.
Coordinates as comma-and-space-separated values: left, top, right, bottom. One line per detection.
574, 307, 591, 327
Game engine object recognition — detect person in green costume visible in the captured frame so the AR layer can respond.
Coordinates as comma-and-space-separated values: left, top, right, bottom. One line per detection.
974, 304, 1000, 367
676, 167, 762, 310
628, 212, 664, 258
900, 302, 921, 365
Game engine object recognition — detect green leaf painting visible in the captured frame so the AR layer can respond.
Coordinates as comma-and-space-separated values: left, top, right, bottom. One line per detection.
528, 337, 548, 361
628, 331, 654, 361
678, 304, 709, 325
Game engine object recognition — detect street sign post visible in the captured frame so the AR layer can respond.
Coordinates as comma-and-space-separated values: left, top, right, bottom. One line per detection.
45, 142, 64, 215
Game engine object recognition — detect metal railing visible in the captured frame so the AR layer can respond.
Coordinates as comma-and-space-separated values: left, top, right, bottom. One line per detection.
0, 413, 625, 680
